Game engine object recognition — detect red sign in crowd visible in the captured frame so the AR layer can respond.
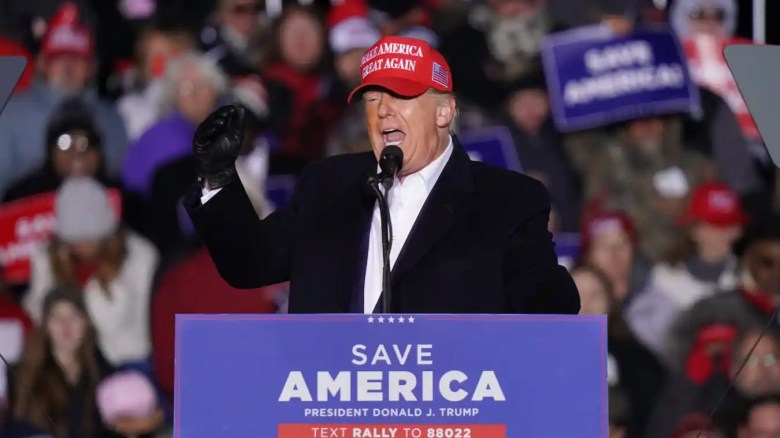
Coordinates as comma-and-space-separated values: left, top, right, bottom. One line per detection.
0, 190, 122, 284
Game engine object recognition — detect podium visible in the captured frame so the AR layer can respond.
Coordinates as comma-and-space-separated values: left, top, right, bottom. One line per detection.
175, 314, 607, 437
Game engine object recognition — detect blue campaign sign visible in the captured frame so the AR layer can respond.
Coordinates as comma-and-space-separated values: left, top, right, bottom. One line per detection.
541, 25, 702, 132
458, 127, 522, 173
175, 314, 607, 438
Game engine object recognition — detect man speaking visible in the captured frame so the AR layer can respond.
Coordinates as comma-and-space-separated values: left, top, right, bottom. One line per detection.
185, 36, 579, 315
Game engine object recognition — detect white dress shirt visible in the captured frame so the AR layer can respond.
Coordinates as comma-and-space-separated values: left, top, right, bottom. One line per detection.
363, 137, 453, 313
201, 137, 454, 315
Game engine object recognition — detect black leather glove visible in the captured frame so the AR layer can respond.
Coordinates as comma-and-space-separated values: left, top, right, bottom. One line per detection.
192, 104, 245, 190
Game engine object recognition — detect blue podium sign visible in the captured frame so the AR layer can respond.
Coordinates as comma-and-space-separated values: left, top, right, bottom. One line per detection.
175, 314, 607, 438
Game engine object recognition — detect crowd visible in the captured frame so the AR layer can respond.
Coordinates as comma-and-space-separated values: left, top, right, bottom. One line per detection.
0, 0, 778, 437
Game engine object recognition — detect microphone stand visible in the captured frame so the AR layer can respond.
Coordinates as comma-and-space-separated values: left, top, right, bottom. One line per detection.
367, 176, 393, 314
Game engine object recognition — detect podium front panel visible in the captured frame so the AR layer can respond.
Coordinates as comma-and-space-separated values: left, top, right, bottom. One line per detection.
175, 314, 607, 437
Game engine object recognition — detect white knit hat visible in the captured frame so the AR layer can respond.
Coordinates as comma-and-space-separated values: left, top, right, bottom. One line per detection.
55, 177, 119, 243
329, 17, 381, 55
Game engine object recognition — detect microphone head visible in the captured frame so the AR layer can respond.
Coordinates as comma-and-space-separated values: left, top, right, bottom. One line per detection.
379, 146, 404, 175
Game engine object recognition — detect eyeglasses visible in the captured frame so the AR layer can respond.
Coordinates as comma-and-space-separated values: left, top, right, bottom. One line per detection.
689, 8, 726, 22
745, 353, 778, 369
56, 133, 91, 152
231, 2, 263, 15
757, 256, 780, 270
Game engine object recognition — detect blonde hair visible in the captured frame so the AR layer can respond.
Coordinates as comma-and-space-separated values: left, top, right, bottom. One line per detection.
426, 89, 460, 135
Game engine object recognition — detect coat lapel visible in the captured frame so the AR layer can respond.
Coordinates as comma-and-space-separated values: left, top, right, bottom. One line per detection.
389, 139, 475, 291
334, 154, 378, 312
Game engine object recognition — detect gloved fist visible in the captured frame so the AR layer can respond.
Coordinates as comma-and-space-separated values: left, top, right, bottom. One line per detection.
193, 104, 245, 189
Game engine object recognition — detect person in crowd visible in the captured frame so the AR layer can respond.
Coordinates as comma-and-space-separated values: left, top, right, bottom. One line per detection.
666, 214, 780, 368
645, 324, 760, 437
503, 73, 581, 232
0, 3, 128, 200
13, 286, 113, 438
118, 20, 197, 142
121, 51, 228, 201
567, 115, 717, 262
187, 34, 579, 314
671, 0, 758, 147
2, 98, 119, 204
199, 0, 269, 78
263, 4, 343, 164
1, 359, 53, 437
648, 216, 780, 435
439, 0, 564, 111
733, 330, 780, 397
324, 1, 382, 156
578, 211, 650, 305
151, 242, 279, 403
147, 88, 272, 256
738, 394, 780, 438
670, 0, 768, 218
573, 265, 666, 435
627, 181, 746, 358
24, 178, 160, 374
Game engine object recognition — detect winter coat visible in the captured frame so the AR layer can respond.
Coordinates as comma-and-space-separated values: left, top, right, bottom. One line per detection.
151, 247, 279, 401
120, 112, 196, 199
626, 257, 739, 360
0, 82, 128, 199
24, 231, 159, 366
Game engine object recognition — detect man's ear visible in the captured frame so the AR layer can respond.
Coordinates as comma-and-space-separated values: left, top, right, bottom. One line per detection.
435, 96, 456, 129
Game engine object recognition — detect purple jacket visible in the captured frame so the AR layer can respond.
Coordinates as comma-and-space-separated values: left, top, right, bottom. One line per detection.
121, 113, 196, 198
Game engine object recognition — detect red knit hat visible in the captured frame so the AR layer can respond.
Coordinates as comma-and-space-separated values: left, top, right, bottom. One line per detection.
326, 0, 369, 29
328, 0, 381, 56
41, 3, 94, 60
348, 35, 452, 103
580, 211, 637, 254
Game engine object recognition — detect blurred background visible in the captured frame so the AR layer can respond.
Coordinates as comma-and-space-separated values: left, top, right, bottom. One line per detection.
0, 0, 779, 437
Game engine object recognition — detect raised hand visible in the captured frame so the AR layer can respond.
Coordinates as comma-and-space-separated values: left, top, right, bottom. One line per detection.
193, 104, 245, 190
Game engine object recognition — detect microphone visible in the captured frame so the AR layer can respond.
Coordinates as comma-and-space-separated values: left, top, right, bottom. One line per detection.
365, 146, 404, 314
378, 146, 403, 190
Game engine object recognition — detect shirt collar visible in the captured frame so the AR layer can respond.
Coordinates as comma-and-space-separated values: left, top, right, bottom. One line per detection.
417, 136, 453, 191
390, 136, 453, 193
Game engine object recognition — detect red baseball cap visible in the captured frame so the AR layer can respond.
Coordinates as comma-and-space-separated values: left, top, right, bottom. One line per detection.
348, 35, 453, 103
679, 182, 749, 227
41, 3, 94, 60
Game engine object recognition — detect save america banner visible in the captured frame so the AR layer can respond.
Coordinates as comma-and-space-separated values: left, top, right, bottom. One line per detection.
541, 25, 701, 132
175, 314, 606, 437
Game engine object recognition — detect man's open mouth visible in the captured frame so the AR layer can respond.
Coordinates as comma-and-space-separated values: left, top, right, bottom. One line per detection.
382, 128, 406, 146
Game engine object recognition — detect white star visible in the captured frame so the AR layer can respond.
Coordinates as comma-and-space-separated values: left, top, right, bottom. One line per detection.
408, 316, 415, 323
388, 317, 395, 323
398, 316, 405, 323
378, 316, 385, 323
367, 316, 374, 323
